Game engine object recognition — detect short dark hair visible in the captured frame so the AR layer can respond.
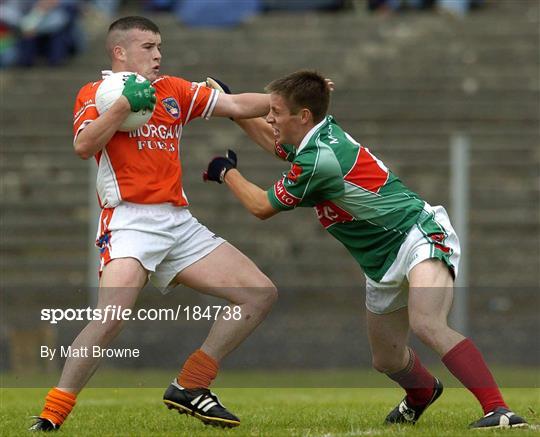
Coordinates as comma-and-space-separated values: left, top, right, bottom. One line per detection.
265, 70, 329, 123
108, 16, 160, 34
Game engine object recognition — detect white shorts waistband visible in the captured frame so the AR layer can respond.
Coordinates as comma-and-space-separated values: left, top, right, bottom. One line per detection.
115, 202, 189, 215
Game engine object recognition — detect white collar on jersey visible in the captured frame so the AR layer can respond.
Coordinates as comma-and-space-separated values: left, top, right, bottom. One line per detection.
100, 70, 161, 84
297, 116, 329, 154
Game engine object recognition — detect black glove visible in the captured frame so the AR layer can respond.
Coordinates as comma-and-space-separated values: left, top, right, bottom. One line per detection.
203, 149, 237, 183
206, 77, 232, 94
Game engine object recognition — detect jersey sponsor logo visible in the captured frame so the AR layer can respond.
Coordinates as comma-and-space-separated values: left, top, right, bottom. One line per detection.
135, 140, 176, 152
161, 97, 180, 119
286, 163, 303, 183
274, 178, 300, 207
315, 200, 354, 229
128, 124, 181, 140
127, 123, 182, 152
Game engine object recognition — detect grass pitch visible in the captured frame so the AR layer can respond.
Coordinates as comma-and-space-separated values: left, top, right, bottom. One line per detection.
1, 386, 539, 436
1, 368, 538, 436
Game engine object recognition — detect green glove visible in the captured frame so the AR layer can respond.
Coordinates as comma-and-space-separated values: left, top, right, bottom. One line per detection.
122, 75, 156, 112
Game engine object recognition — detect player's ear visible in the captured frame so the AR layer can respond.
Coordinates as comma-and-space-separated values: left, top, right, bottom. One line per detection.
113, 45, 126, 62
300, 108, 312, 124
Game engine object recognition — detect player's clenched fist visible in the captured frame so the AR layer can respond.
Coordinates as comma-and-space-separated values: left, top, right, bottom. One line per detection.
122, 74, 156, 112
203, 149, 237, 183
205, 77, 232, 94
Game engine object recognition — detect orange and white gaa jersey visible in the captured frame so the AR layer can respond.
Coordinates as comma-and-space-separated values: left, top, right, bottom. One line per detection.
73, 72, 219, 207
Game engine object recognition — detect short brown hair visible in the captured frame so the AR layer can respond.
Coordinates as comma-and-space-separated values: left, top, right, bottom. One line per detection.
108, 16, 160, 34
265, 71, 329, 123
106, 16, 160, 58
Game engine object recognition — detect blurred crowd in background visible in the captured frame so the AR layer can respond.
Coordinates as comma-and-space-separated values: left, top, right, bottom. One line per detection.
0, 0, 485, 69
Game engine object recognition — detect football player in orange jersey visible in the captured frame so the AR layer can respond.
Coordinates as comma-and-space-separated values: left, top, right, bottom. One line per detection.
31, 16, 276, 431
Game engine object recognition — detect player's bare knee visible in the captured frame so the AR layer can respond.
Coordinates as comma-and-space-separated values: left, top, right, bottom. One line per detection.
240, 272, 277, 306
410, 317, 444, 345
253, 272, 276, 290
250, 284, 278, 313
264, 285, 278, 309
371, 357, 389, 373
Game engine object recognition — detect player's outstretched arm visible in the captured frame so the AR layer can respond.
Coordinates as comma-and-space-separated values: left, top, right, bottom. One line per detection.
203, 77, 276, 156
204, 77, 333, 158
224, 170, 278, 220
212, 92, 269, 120
204, 77, 269, 120
235, 117, 276, 156
203, 150, 278, 220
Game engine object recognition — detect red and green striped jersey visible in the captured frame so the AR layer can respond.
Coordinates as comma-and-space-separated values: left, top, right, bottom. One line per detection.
267, 115, 426, 282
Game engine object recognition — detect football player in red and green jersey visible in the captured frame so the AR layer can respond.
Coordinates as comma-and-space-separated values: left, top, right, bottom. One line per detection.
202, 72, 527, 430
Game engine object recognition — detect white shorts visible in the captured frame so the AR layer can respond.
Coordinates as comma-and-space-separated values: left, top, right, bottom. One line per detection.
96, 202, 225, 290
365, 204, 460, 314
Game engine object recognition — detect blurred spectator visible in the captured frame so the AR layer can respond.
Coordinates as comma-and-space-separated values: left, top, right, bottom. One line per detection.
438, 0, 484, 17
91, 0, 122, 18
174, 0, 261, 28
263, 0, 348, 11
368, 0, 435, 12
144, 0, 176, 12
0, 0, 83, 67
368, 0, 483, 14
0, 0, 20, 67
170, 0, 349, 27
0, 21, 17, 67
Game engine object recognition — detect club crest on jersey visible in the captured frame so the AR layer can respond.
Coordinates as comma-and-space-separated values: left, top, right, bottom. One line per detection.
162, 97, 180, 119
287, 163, 303, 183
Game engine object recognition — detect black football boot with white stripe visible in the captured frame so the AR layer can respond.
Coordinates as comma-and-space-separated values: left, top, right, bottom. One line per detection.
29, 417, 60, 432
468, 407, 528, 429
384, 377, 443, 425
163, 379, 240, 428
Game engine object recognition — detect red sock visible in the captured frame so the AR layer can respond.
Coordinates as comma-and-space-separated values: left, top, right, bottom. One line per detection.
442, 338, 507, 414
40, 387, 77, 426
178, 349, 219, 389
388, 349, 436, 406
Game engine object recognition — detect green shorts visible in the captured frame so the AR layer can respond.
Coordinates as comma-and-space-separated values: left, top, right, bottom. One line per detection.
365, 204, 460, 314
